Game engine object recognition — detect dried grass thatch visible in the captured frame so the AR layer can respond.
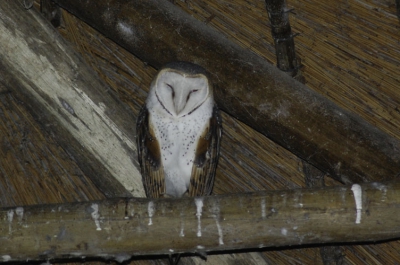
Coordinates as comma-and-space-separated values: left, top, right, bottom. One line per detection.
1, 0, 399, 264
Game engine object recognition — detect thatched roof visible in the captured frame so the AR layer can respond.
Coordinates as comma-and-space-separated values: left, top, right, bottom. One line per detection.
1, 0, 399, 264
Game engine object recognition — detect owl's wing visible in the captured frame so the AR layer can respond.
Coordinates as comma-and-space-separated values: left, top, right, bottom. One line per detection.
136, 106, 166, 198
188, 105, 222, 196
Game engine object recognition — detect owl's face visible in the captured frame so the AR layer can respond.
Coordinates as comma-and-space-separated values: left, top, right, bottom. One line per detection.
151, 69, 211, 118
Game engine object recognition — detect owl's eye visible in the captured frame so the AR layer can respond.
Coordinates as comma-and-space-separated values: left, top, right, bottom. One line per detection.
165, 83, 175, 98
191, 89, 199, 93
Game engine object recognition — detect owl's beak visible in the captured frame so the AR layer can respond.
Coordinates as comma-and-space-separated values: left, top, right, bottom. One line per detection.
173, 96, 187, 116
174, 98, 186, 116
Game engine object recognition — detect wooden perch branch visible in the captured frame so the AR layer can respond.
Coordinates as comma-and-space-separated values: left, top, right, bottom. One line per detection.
52, 0, 400, 184
1, 181, 400, 263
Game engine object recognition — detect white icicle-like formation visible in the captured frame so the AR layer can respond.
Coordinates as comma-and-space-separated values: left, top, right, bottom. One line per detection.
261, 197, 266, 219
195, 198, 204, 237
91, 203, 102, 231
351, 184, 362, 224
148, 201, 155, 226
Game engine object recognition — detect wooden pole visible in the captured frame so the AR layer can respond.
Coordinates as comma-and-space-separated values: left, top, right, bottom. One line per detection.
265, 0, 302, 79
0, 0, 143, 198
1, 181, 399, 263
52, 0, 400, 184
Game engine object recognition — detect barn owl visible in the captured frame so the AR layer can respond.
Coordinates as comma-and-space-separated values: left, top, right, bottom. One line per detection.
137, 61, 222, 198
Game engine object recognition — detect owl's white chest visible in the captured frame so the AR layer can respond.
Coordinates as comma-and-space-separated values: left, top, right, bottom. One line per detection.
149, 100, 213, 197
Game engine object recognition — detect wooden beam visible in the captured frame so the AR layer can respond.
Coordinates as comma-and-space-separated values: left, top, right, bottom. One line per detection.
52, 0, 400, 184
1, 181, 399, 262
265, 0, 302, 79
0, 0, 144, 198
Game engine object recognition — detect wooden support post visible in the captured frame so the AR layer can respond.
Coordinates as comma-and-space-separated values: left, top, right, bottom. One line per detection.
265, 0, 302, 80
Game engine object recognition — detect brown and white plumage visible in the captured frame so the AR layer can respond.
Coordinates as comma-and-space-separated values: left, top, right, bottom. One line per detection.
137, 62, 222, 198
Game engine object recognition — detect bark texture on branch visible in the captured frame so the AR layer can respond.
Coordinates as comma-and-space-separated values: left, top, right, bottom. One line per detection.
0, 0, 143, 198
53, 0, 400, 184
1, 181, 399, 263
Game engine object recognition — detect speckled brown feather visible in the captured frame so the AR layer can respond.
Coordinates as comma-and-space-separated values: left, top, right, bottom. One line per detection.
136, 106, 166, 198
188, 105, 222, 196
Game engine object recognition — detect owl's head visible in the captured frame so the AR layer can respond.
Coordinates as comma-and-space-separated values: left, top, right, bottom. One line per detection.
149, 62, 213, 118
